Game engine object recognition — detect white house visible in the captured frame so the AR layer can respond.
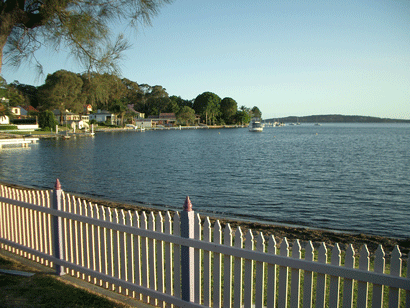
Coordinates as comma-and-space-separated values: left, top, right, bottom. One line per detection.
0, 115, 9, 125
135, 119, 153, 128
89, 110, 117, 125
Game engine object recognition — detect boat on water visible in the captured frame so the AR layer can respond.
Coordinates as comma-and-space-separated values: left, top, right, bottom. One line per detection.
248, 118, 263, 132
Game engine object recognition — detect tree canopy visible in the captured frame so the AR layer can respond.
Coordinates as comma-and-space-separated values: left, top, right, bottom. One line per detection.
37, 70, 84, 113
0, 0, 172, 74
220, 97, 237, 124
251, 106, 262, 119
193, 92, 221, 125
1, 68, 261, 127
177, 106, 195, 126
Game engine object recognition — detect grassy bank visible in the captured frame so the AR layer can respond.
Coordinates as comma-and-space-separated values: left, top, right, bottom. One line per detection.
0, 253, 130, 307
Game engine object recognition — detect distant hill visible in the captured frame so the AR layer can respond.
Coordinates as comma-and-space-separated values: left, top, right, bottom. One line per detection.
264, 114, 410, 123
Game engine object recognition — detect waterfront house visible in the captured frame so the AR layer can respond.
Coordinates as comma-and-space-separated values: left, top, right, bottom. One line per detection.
127, 104, 145, 119
88, 110, 117, 125
0, 115, 9, 124
84, 104, 93, 114
22, 105, 39, 115
10, 106, 26, 118
53, 110, 89, 128
135, 119, 153, 128
147, 113, 177, 127
159, 113, 176, 126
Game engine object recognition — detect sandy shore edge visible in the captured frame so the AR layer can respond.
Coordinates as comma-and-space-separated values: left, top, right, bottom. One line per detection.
1, 181, 408, 257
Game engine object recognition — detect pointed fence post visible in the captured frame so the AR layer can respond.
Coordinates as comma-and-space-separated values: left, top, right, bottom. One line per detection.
180, 196, 195, 303
52, 179, 65, 276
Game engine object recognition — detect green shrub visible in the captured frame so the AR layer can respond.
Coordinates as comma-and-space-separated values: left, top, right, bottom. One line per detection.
0, 125, 18, 130
38, 111, 57, 130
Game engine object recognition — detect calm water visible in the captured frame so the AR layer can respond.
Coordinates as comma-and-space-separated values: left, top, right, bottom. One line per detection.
1, 123, 409, 239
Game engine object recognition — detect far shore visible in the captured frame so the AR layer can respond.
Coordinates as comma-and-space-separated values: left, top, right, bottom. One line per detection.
1, 181, 409, 258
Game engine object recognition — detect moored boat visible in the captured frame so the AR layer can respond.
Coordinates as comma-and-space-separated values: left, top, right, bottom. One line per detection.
248, 118, 263, 132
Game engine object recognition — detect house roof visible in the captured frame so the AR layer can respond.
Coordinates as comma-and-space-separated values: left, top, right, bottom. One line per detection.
22, 105, 38, 112
159, 113, 176, 118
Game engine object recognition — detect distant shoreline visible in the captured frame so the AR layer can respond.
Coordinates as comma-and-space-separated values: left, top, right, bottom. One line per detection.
1, 181, 408, 258
265, 114, 410, 123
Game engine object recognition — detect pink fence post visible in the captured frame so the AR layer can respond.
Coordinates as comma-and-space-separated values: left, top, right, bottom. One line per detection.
180, 196, 195, 302
52, 179, 65, 276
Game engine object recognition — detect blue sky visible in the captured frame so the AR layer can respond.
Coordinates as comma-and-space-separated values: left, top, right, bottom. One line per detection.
2, 0, 410, 119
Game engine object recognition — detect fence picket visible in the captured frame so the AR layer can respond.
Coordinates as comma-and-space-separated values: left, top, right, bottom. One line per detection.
125, 210, 133, 296
156, 212, 165, 308
329, 244, 341, 307
342, 244, 355, 308
303, 241, 314, 308
315, 242, 327, 308
266, 236, 278, 308
119, 209, 127, 294
278, 238, 290, 308
1, 186, 8, 251
6, 187, 13, 253
234, 227, 243, 308
244, 230, 255, 308
214, 220, 222, 308
4, 188, 11, 252
17, 190, 25, 258
27, 190, 35, 260
62, 193, 70, 273
0, 186, 4, 250
81, 200, 89, 280
255, 233, 266, 308
388, 246, 402, 308
112, 209, 120, 292
45, 190, 53, 267
357, 245, 370, 308
74, 198, 82, 277
290, 239, 301, 308
34, 191, 41, 263
105, 207, 114, 289
223, 224, 233, 308
11, 189, 18, 255
164, 212, 173, 308
133, 210, 142, 300
203, 217, 212, 307
173, 212, 181, 300
67, 195, 75, 276
92, 205, 101, 285
140, 211, 149, 303
98, 205, 107, 287
194, 213, 202, 305
87, 203, 95, 283
40, 191, 48, 265
24, 190, 31, 257
148, 212, 157, 305
372, 245, 385, 308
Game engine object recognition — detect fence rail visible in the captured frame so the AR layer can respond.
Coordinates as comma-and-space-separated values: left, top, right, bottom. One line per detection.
0, 180, 409, 308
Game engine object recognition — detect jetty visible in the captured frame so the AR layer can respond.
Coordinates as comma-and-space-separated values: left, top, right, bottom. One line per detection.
0, 138, 39, 150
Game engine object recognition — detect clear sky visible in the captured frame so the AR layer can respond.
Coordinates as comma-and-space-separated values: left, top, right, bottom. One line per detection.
2, 0, 410, 119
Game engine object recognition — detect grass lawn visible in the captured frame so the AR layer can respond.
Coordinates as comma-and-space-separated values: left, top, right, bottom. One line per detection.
0, 254, 129, 307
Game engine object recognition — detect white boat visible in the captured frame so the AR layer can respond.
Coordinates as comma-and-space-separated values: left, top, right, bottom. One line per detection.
248, 118, 263, 132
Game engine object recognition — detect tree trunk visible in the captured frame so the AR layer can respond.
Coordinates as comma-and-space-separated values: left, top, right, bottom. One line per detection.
0, 33, 8, 75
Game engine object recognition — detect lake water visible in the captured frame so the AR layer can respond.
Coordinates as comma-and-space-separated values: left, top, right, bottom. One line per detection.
1, 123, 409, 239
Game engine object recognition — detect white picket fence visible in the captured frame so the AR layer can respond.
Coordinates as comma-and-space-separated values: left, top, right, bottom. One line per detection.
0, 180, 409, 308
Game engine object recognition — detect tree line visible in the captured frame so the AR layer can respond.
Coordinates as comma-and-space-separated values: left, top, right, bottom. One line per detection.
0, 70, 262, 126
